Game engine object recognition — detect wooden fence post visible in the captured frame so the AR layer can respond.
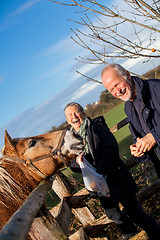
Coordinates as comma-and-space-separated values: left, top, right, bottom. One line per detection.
0, 180, 67, 240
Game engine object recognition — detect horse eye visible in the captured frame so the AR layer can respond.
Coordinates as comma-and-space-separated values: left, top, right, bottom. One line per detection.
28, 140, 37, 148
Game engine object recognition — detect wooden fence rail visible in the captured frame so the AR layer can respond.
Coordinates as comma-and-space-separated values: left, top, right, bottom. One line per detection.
0, 118, 159, 240
0, 180, 52, 240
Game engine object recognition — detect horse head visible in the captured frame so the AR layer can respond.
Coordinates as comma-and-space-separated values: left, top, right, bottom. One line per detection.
2, 130, 84, 179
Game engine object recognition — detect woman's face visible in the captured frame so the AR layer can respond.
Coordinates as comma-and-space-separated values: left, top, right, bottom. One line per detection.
65, 105, 86, 131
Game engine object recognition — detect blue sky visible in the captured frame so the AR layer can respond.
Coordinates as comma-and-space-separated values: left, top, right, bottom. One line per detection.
0, 0, 159, 133
0, 0, 89, 128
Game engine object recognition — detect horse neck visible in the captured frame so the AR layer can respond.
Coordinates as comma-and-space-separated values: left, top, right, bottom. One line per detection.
2, 158, 41, 194
0, 158, 43, 231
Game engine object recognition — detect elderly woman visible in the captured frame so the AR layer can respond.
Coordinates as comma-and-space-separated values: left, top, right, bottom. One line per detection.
64, 102, 160, 240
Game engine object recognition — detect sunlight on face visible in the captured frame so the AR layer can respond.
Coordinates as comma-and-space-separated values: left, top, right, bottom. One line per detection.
102, 68, 134, 102
65, 105, 86, 131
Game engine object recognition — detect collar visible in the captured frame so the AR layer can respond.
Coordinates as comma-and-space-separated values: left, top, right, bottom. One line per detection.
132, 76, 144, 100
125, 76, 144, 117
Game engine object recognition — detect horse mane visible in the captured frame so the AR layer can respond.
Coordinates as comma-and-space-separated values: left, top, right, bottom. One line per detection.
0, 158, 24, 206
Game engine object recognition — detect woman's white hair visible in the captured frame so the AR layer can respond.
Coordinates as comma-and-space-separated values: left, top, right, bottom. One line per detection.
64, 102, 85, 115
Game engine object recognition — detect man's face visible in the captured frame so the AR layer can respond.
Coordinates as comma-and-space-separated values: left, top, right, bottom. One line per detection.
65, 105, 85, 131
102, 68, 134, 102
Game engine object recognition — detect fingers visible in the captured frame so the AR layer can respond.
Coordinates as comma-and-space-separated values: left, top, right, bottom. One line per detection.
130, 144, 144, 157
130, 133, 156, 157
130, 139, 146, 156
130, 143, 139, 155
136, 133, 156, 153
136, 140, 145, 153
132, 151, 144, 157
76, 152, 83, 164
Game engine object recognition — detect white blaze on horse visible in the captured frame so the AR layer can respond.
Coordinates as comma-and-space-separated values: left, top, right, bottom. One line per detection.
0, 129, 84, 230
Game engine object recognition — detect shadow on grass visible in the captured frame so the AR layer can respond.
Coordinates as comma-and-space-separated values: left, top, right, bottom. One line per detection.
118, 134, 133, 160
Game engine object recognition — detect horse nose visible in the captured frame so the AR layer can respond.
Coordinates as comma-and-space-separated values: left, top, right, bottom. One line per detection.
70, 142, 84, 150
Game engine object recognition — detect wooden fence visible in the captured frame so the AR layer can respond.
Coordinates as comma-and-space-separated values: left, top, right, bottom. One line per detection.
0, 118, 160, 240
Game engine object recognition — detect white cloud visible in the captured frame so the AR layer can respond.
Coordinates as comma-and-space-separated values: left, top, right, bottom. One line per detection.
0, 0, 41, 31
37, 36, 80, 58
70, 82, 98, 101
8, 0, 41, 18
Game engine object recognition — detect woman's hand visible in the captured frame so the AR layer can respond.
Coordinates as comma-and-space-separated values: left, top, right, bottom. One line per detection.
76, 152, 83, 165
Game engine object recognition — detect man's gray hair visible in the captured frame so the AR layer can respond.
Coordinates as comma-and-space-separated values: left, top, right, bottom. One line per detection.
64, 102, 85, 114
102, 64, 128, 80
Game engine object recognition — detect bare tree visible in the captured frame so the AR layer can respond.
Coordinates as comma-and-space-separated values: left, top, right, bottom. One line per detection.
51, 0, 160, 78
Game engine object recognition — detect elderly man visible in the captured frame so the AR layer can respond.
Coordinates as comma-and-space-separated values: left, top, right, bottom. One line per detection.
64, 102, 160, 240
101, 64, 160, 178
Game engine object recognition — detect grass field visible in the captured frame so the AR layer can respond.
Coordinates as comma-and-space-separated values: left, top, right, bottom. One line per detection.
104, 102, 133, 160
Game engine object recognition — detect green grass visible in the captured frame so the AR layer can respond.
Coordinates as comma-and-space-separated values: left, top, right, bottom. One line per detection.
104, 102, 133, 160
46, 168, 84, 209
104, 102, 126, 128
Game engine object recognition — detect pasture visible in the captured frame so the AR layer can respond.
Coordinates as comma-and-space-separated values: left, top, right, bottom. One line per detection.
104, 102, 133, 160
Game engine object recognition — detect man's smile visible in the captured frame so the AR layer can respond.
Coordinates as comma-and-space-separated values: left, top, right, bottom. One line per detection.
117, 87, 126, 97
73, 119, 80, 124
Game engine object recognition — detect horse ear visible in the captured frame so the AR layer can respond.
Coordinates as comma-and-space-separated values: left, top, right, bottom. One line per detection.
2, 130, 18, 157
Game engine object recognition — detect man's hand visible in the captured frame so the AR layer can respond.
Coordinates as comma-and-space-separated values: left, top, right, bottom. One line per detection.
136, 133, 156, 153
130, 143, 144, 157
130, 133, 156, 157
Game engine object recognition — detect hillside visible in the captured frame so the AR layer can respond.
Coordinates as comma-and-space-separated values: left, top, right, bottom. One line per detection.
143, 65, 160, 79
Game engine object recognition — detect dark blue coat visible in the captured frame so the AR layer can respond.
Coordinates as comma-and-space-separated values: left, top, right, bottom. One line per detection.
125, 76, 160, 161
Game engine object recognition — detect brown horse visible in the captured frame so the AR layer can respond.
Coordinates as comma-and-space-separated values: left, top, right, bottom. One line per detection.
0, 129, 84, 230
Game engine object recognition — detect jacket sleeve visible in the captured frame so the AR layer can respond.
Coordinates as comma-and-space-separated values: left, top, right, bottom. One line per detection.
91, 119, 121, 176
124, 103, 150, 162
69, 159, 82, 173
148, 83, 160, 147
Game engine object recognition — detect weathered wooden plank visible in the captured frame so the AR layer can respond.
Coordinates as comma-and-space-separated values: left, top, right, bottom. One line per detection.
90, 238, 108, 240
52, 172, 72, 199
67, 188, 90, 207
50, 198, 72, 236
0, 180, 51, 240
130, 230, 148, 239
110, 117, 128, 133
50, 202, 61, 219
29, 207, 68, 240
84, 214, 112, 236
69, 227, 90, 240
72, 206, 95, 226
